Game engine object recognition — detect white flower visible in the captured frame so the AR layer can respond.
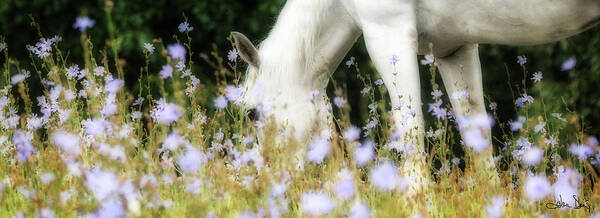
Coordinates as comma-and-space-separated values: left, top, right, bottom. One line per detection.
227, 49, 238, 62
343, 126, 361, 143
354, 141, 374, 167
349, 201, 370, 218
508, 116, 526, 132
186, 179, 202, 195
306, 90, 320, 102
485, 195, 505, 218
143, 43, 155, 54
213, 96, 228, 110
525, 175, 551, 201
84, 169, 119, 201
11, 71, 31, 85
240, 146, 264, 169
51, 131, 81, 156
420, 54, 435, 65
534, 122, 546, 133
270, 182, 287, 198
40, 173, 55, 185
568, 144, 594, 160
306, 137, 330, 164
551, 113, 567, 122
451, 90, 470, 100
225, 85, 245, 105
531, 71, 543, 83
167, 44, 186, 60
301, 191, 335, 216
431, 89, 443, 98
93, 66, 105, 76
104, 79, 124, 94
163, 131, 184, 151
333, 96, 346, 108
131, 111, 142, 120
334, 169, 356, 201
370, 162, 398, 191
360, 86, 371, 96
178, 146, 205, 174
132, 97, 144, 106
515, 93, 533, 107
83, 118, 110, 137
345, 57, 355, 68
26, 115, 45, 130
456, 113, 494, 153
451, 157, 461, 165
521, 147, 544, 166
552, 167, 581, 206
489, 102, 498, 110
151, 99, 183, 125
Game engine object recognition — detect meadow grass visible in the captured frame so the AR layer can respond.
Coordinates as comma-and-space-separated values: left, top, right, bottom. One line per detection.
0, 17, 599, 218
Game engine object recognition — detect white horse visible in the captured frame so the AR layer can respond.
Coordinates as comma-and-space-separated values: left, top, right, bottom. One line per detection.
232, 0, 600, 194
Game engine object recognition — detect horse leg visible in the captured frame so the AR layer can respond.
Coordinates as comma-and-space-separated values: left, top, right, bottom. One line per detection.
354, 0, 431, 196
436, 44, 500, 187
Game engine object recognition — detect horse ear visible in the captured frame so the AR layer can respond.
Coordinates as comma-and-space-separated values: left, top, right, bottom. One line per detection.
231, 32, 260, 68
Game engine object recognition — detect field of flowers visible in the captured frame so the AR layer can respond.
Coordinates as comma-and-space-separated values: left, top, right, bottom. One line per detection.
0, 15, 599, 218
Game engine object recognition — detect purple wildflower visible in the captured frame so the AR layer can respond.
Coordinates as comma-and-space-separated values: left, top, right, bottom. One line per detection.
159, 65, 173, 79
178, 21, 193, 32
227, 49, 238, 62
370, 162, 398, 191
13, 131, 35, 162
167, 43, 186, 60
213, 96, 228, 110
306, 137, 330, 164
390, 55, 399, 65
525, 175, 551, 201
73, 16, 95, 32
561, 57, 576, 71
301, 191, 335, 216
517, 55, 527, 66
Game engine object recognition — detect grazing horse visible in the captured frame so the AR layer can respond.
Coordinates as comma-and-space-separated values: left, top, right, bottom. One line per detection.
232, 0, 600, 195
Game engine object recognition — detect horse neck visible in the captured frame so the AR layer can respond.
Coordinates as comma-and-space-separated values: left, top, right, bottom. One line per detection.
255, 0, 349, 91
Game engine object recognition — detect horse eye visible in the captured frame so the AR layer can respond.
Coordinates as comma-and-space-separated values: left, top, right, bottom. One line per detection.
247, 108, 258, 121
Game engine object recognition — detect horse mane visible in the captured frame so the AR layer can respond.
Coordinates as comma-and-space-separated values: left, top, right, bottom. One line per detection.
247, 0, 333, 90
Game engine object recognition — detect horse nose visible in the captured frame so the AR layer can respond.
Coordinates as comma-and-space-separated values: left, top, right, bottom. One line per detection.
247, 108, 258, 121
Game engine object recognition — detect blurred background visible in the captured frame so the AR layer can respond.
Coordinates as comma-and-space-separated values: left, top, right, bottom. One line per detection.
1, 0, 599, 135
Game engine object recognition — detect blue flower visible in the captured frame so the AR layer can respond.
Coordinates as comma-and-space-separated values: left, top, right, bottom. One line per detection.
390, 55, 399, 65
73, 16, 95, 32
301, 191, 335, 216
178, 21, 194, 33
167, 43, 186, 60
370, 162, 398, 191
561, 57, 576, 71
227, 49, 238, 62
13, 131, 35, 162
354, 141, 374, 167
159, 65, 173, 79
213, 96, 228, 110
517, 55, 527, 66
306, 137, 330, 164
178, 146, 205, 174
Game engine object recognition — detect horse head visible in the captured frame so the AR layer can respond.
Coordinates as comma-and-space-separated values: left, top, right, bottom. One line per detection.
231, 32, 333, 140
